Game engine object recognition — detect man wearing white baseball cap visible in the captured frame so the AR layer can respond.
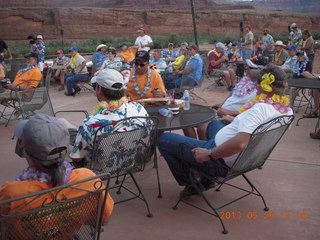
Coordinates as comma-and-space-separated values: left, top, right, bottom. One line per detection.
208, 42, 236, 91
70, 68, 149, 164
0, 113, 114, 221
30, 34, 46, 71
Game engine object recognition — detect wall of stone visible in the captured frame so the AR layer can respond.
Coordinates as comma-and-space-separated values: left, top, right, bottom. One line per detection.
0, 8, 319, 41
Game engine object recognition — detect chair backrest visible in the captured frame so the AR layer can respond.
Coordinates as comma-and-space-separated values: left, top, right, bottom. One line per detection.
16, 86, 54, 119
90, 117, 158, 177
225, 115, 294, 181
0, 173, 110, 240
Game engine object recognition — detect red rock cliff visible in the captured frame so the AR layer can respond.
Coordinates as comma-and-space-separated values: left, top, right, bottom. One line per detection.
0, 8, 319, 40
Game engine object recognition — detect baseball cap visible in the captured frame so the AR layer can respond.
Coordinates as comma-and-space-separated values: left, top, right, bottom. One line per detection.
96, 44, 107, 51
96, 69, 125, 90
287, 45, 297, 50
137, 27, 145, 33
296, 51, 306, 56
291, 23, 297, 28
168, 43, 174, 46
37, 35, 43, 39
215, 42, 227, 51
135, 51, 150, 62
120, 43, 127, 48
24, 52, 39, 59
69, 46, 78, 52
14, 114, 70, 166
186, 44, 199, 51
56, 50, 64, 54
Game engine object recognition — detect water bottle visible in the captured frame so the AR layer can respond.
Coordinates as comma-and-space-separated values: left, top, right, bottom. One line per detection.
159, 108, 173, 118
183, 90, 190, 110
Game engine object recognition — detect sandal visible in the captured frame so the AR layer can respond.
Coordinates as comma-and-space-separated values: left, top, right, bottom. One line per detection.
303, 111, 318, 118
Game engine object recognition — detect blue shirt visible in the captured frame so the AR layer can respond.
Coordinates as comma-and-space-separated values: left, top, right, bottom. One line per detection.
261, 34, 274, 47
150, 59, 167, 69
186, 54, 202, 85
92, 52, 108, 68
162, 48, 178, 58
32, 42, 46, 62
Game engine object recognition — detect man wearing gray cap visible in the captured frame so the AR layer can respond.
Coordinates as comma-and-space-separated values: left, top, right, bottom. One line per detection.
289, 23, 303, 47
70, 68, 148, 163
0, 113, 114, 218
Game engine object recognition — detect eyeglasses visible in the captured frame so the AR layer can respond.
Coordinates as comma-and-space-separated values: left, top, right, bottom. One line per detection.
134, 62, 146, 67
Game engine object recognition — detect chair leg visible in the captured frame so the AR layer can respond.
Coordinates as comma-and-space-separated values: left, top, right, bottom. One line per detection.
190, 177, 228, 234
129, 171, 153, 217
116, 174, 128, 194
242, 174, 269, 211
153, 146, 162, 198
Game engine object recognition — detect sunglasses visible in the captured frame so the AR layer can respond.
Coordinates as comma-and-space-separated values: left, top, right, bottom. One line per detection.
134, 62, 146, 67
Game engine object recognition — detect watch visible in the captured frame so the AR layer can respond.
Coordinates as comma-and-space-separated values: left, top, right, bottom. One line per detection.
207, 149, 212, 158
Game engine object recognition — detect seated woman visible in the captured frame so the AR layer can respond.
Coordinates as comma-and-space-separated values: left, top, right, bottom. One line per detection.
0, 113, 114, 222
158, 65, 293, 198
95, 47, 122, 75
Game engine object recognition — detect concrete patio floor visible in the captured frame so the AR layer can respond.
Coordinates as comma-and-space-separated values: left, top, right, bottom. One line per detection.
1, 63, 320, 240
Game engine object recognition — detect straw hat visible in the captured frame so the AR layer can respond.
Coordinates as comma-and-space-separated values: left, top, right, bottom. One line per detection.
96, 44, 107, 51
273, 41, 286, 48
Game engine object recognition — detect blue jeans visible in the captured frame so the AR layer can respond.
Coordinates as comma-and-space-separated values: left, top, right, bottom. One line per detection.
164, 76, 182, 90
243, 48, 252, 60
65, 73, 89, 94
158, 120, 227, 186
206, 120, 227, 140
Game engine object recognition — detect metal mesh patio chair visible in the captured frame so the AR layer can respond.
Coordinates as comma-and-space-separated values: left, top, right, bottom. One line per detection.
172, 115, 294, 234
0, 172, 111, 240
88, 116, 159, 217
1, 79, 45, 126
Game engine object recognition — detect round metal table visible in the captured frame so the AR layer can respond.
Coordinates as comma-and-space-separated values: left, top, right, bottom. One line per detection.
145, 103, 216, 131
288, 77, 320, 131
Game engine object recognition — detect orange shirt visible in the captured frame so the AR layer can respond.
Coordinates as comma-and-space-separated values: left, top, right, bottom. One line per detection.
126, 69, 166, 101
0, 168, 114, 221
13, 67, 42, 88
119, 48, 137, 62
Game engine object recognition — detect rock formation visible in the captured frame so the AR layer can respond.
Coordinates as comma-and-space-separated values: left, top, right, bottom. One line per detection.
0, 7, 319, 41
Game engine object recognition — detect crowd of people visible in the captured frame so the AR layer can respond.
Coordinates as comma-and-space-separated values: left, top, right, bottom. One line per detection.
0, 22, 319, 234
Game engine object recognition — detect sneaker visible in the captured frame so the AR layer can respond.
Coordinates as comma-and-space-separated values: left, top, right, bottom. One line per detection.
179, 184, 204, 199
64, 91, 75, 96
58, 85, 65, 91
310, 130, 320, 139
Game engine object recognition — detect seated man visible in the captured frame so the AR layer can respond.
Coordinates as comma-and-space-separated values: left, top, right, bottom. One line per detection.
92, 44, 108, 71
64, 46, 89, 96
119, 43, 136, 64
207, 42, 236, 91
158, 65, 293, 197
0, 113, 114, 223
172, 47, 187, 70
164, 44, 202, 90
0, 52, 42, 105
184, 68, 260, 140
280, 45, 297, 79
162, 43, 178, 58
53, 50, 70, 91
126, 51, 166, 100
150, 50, 167, 69
273, 41, 288, 66
70, 69, 149, 162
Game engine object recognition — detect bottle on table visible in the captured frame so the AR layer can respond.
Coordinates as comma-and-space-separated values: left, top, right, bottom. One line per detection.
183, 90, 190, 110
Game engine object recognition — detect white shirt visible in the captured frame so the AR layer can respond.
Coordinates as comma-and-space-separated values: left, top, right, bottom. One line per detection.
215, 103, 293, 167
135, 35, 153, 51
74, 54, 88, 74
221, 89, 257, 111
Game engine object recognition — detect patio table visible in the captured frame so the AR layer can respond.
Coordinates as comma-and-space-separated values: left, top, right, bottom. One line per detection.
145, 103, 216, 131
288, 77, 320, 132
145, 103, 216, 198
